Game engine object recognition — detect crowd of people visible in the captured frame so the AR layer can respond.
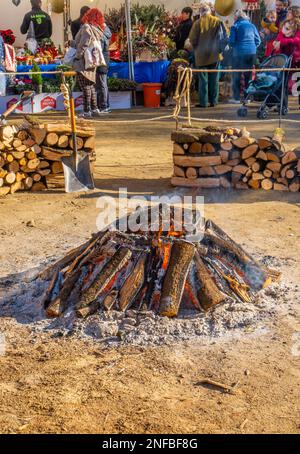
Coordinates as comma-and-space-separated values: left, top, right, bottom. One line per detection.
17, 1, 111, 119
174, 1, 300, 108
2, 0, 300, 117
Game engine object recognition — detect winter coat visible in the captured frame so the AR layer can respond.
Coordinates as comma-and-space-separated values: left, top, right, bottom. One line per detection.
188, 14, 226, 67
71, 18, 82, 40
230, 18, 261, 57
175, 19, 193, 51
20, 7, 52, 40
276, 9, 288, 29
72, 23, 104, 83
261, 18, 279, 57
97, 26, 112, 75
275, 30, 300, 64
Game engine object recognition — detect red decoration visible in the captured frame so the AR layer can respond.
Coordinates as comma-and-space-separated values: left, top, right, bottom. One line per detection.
243, 0, 260, 10
0, 29, 16, 45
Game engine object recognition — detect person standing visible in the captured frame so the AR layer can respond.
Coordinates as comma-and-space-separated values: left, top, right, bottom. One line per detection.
72, 8, 105, 119
276, 0, 289, 28
96, 24, 112, 114
174, 7, 193, 51
188, 3, 227, 108
260, 10, 279, 57
20, 0, 52, 42
229, 9, 261, 103
71, 6, 90, 40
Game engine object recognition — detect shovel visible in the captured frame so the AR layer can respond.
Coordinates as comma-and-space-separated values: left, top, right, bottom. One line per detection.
0, 91, 35, 126
61, 74, 95, 193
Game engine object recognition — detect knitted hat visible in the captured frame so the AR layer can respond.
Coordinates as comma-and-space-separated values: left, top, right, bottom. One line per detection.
215, 0, 235, 17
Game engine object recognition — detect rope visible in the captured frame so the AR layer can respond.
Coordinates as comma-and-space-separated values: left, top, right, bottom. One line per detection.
177, 115, 300, 124
173, 67, 193, 127
173, 67, 193, 126
1, 67, 299, 76
79, 115, 174, 124
60, 83, 70, 117
172, 66, 300, 127
3, 67, 299, 126
191, 67, 300, 73
4, 71, 75, 76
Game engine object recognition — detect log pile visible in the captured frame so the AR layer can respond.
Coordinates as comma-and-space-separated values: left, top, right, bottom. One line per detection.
171, 126, 300, 192
0, 122, 96, 196
37, 209, 281, 320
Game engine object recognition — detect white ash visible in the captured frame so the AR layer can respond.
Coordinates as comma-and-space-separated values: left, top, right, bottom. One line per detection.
0, 260, 293, 347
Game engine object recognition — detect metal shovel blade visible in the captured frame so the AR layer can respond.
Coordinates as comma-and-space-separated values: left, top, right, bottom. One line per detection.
62, 150, 95, 193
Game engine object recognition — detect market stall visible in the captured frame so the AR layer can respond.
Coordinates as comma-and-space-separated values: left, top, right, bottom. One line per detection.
0, 2, 183, 113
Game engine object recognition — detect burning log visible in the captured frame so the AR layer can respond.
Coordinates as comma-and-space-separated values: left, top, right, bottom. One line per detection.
103, 290, 119, 312
46, 270, 82, 317
119, 254, 147, 311
194, 252, 227, 311
159, 241, 195, 317
76, 247, 132, 312
35, 212, 280, 321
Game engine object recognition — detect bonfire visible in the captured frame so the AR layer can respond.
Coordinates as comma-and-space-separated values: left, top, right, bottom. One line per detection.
36, 207, 281, 321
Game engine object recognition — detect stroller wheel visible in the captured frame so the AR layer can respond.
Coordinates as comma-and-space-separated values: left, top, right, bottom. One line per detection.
257, 108, 268, 120
237, 107, 248, 117
281, 106, 289, 116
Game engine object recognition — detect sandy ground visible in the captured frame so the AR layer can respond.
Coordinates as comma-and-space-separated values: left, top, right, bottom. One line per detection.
0, 104, 299, 434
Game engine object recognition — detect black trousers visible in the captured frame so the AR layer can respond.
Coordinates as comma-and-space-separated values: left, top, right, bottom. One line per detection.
77, 73, 97, 112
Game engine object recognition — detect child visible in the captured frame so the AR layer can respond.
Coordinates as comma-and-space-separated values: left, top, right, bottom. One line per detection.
273, 19, 300, 58
261, 10, 279, 57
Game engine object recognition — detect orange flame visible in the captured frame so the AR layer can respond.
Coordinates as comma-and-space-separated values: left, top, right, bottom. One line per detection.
162, 243, 172, 270
185, 281, 201, 311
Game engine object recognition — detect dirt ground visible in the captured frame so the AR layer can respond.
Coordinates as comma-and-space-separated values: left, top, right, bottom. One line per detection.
0, 105, 299, 434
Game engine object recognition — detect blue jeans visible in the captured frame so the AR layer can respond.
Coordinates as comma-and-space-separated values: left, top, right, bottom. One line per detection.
232, 54, 256, 101
96, 72, 110, 110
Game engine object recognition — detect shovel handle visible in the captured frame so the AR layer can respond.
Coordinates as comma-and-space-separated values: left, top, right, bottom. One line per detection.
1, 91, 34, 120
70, 97, 77, 133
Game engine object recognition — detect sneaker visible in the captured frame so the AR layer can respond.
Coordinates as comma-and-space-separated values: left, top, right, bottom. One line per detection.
228, 99, 241, 104
91, 109, 102, 117
77, 111, 92, 119
99, 108, 112, 114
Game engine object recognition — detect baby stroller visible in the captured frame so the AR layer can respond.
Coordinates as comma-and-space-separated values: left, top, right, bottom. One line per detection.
237, 54, 293, 119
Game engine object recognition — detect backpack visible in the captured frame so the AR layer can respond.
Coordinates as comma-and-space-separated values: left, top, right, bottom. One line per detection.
84, 25, 106, 70
4, 43, 16, 72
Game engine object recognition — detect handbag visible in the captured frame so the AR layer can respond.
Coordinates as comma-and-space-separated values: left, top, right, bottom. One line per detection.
4, 43, 16, 72
63, 46, 76, 66
84, 25, 106, 70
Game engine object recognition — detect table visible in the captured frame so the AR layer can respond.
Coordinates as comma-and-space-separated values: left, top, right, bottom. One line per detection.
16, 60, 171, 84
108, 61, 170, 84
16, 64, 59, 79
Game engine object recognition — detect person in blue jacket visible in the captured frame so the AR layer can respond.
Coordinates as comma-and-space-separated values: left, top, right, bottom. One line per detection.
229, 9, 261, 103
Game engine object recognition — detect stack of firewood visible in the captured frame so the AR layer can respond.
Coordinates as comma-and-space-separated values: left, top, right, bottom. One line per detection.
0, 122, 95, 196
171, 126, 300, 192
